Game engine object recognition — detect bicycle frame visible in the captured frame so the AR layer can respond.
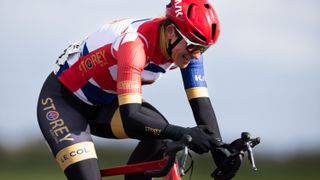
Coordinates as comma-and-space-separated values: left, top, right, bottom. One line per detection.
100, 135, 192, 179
100, 157, 182, 180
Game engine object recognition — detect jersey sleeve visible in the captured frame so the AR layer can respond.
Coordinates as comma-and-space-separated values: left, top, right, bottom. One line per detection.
116, 34, 146, 105
180, 55, 222, 139
180, 55, 209, 99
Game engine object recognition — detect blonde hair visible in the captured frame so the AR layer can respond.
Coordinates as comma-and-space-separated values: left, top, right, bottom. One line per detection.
159, 19, 174, 59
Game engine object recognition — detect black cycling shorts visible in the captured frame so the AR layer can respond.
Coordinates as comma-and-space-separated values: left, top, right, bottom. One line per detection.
37, 73, 167, 180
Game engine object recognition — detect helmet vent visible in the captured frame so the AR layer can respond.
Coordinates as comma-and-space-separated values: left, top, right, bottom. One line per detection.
204, 4, 210, 9
193, 30, 207, 43
212, 24, 216, 40
187, 4, 194, 18
167, 2, 172, 8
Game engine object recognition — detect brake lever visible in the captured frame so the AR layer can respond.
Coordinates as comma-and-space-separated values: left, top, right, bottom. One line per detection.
177, 146, 189, 176
241, 132, 260, 171
246, 141, 257, 171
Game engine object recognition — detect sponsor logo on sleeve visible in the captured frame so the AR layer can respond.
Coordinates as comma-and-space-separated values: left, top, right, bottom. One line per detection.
194, 74, 205, 82
145, 126, 162, 136
117, 81, 140, 90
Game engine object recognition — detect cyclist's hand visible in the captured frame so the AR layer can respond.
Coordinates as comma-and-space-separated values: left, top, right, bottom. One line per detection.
163, 125, 222, 154
184, 125, 222, 154
211, 140, 243, 180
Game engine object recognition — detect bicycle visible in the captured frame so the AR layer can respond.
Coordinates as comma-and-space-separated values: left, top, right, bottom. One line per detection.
100, 132, 261, 179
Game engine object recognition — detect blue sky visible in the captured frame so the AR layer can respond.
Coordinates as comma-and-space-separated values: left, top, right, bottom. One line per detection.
0, 0, 319, 155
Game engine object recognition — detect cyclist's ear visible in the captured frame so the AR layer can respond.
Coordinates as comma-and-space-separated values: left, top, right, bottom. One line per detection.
165, 24, 176, 39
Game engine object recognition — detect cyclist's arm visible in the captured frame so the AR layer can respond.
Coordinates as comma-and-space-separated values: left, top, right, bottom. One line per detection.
115, 36, 170, 140
180, 55, 222, 139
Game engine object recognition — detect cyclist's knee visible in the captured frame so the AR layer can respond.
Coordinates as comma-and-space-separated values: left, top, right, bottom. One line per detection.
64, 159, 101, 180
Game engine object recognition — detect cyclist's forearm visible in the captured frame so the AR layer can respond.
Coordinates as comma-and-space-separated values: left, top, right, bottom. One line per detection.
188, 97, 222, 139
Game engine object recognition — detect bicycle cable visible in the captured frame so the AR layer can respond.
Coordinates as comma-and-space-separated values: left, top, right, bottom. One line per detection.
183, 151, 194, 180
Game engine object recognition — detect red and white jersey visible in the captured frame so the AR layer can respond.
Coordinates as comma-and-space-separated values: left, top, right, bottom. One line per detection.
55, 18, 176, 105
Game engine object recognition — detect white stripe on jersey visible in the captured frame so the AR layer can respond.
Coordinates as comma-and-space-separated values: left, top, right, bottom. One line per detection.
112, 35, 122, 52
67, 52, 81, 67
85, 19, 135, 53
141, 62, 174, 82
141, 71, 162, 82
122, 33, 139, 45
108, 65, 118, 81
88, 78, 100, 87
158, 62, 175, 71
74, 89, 93, 106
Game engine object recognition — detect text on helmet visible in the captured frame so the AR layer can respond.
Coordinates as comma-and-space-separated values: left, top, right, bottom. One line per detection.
174, 0, 183, 17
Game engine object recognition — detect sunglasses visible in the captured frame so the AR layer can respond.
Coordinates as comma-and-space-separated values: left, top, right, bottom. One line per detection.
175, 28, 210, 53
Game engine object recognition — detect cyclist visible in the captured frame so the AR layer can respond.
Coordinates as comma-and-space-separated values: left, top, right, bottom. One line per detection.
37, 0, 241, 179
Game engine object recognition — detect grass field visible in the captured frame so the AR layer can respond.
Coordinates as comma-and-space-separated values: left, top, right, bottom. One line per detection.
1, 142, 320, 180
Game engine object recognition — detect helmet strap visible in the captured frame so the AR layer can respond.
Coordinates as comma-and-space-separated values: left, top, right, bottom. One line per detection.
167, 35, 182, 57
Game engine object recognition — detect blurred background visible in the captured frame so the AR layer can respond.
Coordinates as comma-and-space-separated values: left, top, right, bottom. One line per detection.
1, 0, 319, 179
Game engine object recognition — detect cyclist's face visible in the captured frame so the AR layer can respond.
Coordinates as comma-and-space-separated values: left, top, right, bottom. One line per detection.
171, 40, 201, 68
171, 37, 201, 69
166, 25, 202, 69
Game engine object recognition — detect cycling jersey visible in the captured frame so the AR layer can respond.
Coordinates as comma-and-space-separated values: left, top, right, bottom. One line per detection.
54, 17, 209, 106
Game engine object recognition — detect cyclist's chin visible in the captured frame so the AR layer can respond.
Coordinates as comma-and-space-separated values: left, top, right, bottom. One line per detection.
174, 58, 191, 69
179, 63, 189, 69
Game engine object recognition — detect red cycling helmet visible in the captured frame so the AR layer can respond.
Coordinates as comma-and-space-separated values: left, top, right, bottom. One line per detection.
166, 0, 220, 46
